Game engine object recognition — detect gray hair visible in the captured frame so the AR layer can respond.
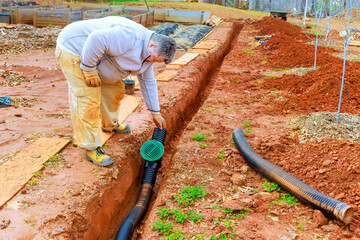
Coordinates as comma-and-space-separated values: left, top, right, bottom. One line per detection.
150, 33, 176, 64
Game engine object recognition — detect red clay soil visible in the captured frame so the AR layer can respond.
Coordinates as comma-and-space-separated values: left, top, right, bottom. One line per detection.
140, 17, 360, 240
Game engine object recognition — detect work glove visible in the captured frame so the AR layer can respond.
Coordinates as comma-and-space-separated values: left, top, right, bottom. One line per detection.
83, 70, 101, 87
151, 112, 165, 129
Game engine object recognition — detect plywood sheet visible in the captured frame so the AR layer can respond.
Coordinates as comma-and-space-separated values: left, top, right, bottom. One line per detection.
101, 95, 139, 145
156, 70, 178, 82
192, 40, 219, 49
0, 138, 69, 208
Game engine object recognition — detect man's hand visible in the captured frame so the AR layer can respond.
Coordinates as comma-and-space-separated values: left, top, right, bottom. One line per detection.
151, 112, 165, 129
83, 70, 101, 87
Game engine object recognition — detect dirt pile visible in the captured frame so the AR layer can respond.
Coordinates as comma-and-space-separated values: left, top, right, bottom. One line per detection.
262, 60, 360, 115
257, 33, 340, 68
254, 16, 309, 40
0, 24, 61, 54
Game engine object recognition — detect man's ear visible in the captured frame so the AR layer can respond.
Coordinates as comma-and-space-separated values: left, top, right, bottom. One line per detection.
148, 40, 157, 48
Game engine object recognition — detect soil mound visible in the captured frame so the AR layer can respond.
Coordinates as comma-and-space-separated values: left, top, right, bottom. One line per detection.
263, 60, 360, 115
254, 16, 309, 40
257, 33, 340, 68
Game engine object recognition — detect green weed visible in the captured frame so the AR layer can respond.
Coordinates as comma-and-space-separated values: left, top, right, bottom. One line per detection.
224, 109, 232, 113
173, 186, 207, 207
216, 149, 225, 162
222, 207, 251, 220
263, 74, 277, 78
151, 219, 174, 235
244, 49, 254, 54
44, 153, 60, 167
24, 218, 37, 226
187, 211, 204, 223
157, 207, 171, 218
262, 181, 281, 192
191, 134, 207, 142
240, 120, 252, 133
279, 193, 298, 205
261, 60, 267, 64
200, 143, 210, 149
172, 209, 187, 223
274, 68, 281, 72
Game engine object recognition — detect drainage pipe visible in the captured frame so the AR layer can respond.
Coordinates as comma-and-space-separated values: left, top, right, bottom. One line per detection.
115, 127, 167, 240
232, 129, 353, 224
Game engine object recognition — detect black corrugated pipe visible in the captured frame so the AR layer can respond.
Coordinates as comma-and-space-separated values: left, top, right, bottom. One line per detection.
232, 129, 353, 224
115, 127, 167, 240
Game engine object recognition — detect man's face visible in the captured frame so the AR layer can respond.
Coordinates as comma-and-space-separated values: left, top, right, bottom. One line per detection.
147, 41, 165, 63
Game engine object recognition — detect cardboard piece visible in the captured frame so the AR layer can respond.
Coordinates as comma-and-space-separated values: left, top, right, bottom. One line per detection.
0, 138, 69, 208
156, 70, 178, 81
101, 95, 139, 145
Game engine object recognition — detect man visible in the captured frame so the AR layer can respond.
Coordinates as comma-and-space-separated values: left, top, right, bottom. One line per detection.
55, 16, 176, 167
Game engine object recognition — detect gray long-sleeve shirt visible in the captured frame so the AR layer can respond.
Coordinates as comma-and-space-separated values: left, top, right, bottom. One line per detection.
57, 16, 160, 112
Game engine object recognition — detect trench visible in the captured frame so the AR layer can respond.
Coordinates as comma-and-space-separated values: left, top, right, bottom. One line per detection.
80, 21, 244, 240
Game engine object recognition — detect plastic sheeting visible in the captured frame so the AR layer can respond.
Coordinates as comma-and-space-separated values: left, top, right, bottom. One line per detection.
150, 23, 180, 36
173, 25, 213, 51
0, 97, 11, 108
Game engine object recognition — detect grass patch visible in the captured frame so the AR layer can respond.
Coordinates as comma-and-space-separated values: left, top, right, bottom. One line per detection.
240, 120, 252, 133
263, 74, 277, 78
173, 186, 207, 207
191, 134, 207, 142
262, 180, 281, 192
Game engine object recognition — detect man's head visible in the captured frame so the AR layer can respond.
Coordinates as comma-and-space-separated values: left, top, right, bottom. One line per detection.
147, 33, 176, 64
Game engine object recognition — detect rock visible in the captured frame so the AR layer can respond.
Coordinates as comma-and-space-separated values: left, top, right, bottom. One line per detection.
223, 199, 245, 211
318, 169, 326, 174
221, 169, 233, 176
14, 113, 22, 117
321, 224, 333, 232
335, 193, 345, 200
342, 232, 353, 238
313, 210, 328, 226
240, 165, 249, 173
322, 160, 331, 166
0, 219, 10, 229
230, 172, 246, 186
31, 154, 41, 158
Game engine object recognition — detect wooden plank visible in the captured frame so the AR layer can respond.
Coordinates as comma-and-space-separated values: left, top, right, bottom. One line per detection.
166, 64, 182, 69
156, 70, 178, 81
192, 40, 219, 49
0, 138, 69, 208
189, 49, 208, 54
101, 95, 139, 145
170, 53, 199, 65
349, 41, 360, 46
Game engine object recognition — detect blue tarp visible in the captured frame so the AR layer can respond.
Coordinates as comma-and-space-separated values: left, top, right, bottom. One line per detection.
0, 97, 12, 108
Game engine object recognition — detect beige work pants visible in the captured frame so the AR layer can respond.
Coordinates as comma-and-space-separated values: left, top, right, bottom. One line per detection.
55, 45, 125, 150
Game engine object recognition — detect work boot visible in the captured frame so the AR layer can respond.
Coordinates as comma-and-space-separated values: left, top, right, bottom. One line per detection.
85, 147, 113, 167
113, 123, 131, 133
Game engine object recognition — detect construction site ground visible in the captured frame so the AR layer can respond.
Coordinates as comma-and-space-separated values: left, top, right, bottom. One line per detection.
0, 2, 360, 240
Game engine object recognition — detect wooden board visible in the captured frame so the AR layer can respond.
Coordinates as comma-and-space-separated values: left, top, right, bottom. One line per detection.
349, 41, 360, 46
166, 53, 199, 69
0, 138, 69, 208
189, 49, 208, 55
156, 70, 178, 82
192, 40, 219, 49
101, 95, 139, 145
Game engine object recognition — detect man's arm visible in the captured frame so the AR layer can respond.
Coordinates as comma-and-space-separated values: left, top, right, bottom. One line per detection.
137, 65, 165, 129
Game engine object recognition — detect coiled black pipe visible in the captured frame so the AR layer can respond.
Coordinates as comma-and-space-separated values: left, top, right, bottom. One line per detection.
232, 129, 353, 223
115, 127, 167, 240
